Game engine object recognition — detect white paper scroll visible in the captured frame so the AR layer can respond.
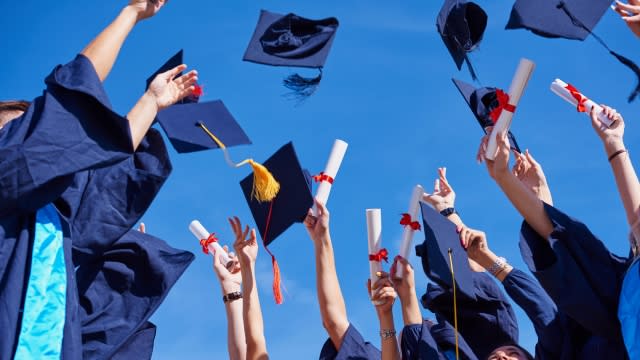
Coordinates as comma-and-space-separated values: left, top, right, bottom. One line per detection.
550, 79, 614, 127
366, 209, 383, 302
486, 58, 536, 160
312, 139, 348, 215
396, 185, 425, 277
189, 220, 232, 267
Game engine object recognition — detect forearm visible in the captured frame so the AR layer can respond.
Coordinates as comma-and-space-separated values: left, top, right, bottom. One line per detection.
605, 140, 640, 225
224, 298, 247, 360
473, 250, 513, 282
241, 264, 268, 360
378, 312, 400, 360
445, 213, 464, 228
398, 290, 422, 326
495, 172, 554, 240
126, 92, 158, 150
81, 6, 139, 81
314, 234, 349, 344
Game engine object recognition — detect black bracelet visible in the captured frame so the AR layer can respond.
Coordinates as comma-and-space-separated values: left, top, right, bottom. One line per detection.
608, 149, 627, 162
223, 291, 242, 303
440, 207, 457, 217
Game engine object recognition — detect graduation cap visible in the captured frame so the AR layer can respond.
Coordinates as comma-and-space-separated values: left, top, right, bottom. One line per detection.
240, 142, 314, 304
243, 10, 339, 100
146, 50, 203, 104
506, 0, 640, 102
156, 100, 280, 202
436, 0, 488, 80
452, 78, 522, 153
415, 202, 476, 300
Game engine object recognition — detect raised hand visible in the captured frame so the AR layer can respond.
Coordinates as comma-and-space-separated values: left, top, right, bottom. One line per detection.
478, 131, 512, 181
147, 64, 198, 110
459, 227, 489, 262
128, 0, 167, 21
590, 105, 625, 152
213, 246, 242, 294
614, 0, 640, 38
303, 198, 330, 243
367, 272, 397, 315
230, 217, 258, 266
512, 150, 553, 205
390, 256, 416, 301
422, 167, 455, 212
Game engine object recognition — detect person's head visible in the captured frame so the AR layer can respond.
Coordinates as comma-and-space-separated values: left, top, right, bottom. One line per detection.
0, 100, 30, 129
487, 343, 534, 360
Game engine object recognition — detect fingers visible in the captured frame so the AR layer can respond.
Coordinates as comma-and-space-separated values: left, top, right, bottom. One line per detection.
315, 197, 329, 217
163, 64, 187, 80
616, 0, 640, 14
138, 222, 146, 233
304, 208, 317, 228
476, 135, 489, 163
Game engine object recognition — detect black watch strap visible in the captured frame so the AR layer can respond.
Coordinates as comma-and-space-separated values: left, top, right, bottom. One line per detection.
440, 207, 457, 217
223, 291, 243, 303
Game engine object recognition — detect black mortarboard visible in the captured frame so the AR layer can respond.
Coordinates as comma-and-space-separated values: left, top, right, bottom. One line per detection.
436, 0, 488, 80
452, 78, 522, 153
156, 100, 251, 154
506, 0, 640, 102
243, 10, 339, 99
240, 142, 313, 245
415, 202, 476, 300
146, 50, 202, 104
240, 142, 314, 304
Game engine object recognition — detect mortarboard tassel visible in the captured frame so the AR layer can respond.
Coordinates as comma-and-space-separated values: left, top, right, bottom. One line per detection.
558, 1, 640, 102
464, 56, 479, 81
263, 201, 284, 304
447, 248, 460, 360
283, 69, 323, 100
198, 122, 280, 202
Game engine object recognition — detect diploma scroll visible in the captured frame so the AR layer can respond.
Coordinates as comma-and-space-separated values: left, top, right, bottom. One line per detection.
312, 139, 348, 215
396, 185, 425, 277
486, 58, 536, 160
550, 79, 614, 127
189, 220, 232, 267
366, 209, 384, 304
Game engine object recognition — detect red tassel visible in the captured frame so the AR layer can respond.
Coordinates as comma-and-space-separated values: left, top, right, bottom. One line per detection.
193, 84, 203, 97
271, 255, 283, 305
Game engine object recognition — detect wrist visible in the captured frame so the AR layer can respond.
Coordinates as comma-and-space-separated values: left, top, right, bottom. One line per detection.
604, 139, 625, 153
221, 282, 241, 295
122, 5, 143, 22
141, 91, 160, 111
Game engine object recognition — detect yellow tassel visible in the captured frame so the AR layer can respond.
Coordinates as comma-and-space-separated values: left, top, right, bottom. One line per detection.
248, 159, 280, 202
198, 122, 280, 202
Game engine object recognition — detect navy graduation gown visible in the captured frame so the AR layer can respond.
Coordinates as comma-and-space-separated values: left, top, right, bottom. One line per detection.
401, 320, 477, 360
519, 203, 629, 350
422, 271, 518, 359
0, 54, 134, 359
319, 323, 381, 360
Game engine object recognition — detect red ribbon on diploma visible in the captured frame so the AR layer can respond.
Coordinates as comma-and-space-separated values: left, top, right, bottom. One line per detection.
369, 248, 389, 263
200, 233, 218, 254
400, 213, 421, 231
565, 84, 587, 113
489, 89, 517, 123
313, 172, 334, 184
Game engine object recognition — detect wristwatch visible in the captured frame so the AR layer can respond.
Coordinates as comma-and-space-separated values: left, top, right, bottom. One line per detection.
439, 207, 457, 217
223, 291, 243, 303
379, 329, 396, 340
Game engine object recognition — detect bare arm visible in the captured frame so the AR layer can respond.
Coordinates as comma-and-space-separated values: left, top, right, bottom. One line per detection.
392, 257, 423, 327
126, 64, 197, 150
590, 106, 640, 226
231, 217, 268, 360
81, 1, 166, 81
212, 249, 246, 360
304, 199, 350, 350
370, 275, 400, 360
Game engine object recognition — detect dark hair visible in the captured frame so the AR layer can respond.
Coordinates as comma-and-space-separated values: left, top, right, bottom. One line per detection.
0, 100, 30, 113
487, 342, 534, 360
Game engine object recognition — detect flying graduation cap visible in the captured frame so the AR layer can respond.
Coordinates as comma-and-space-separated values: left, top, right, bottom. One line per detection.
155, 99, 279, 202
146, 49, 203, 103
415, 202, 476, 301
243, 10, 339, 100
506, 0, 640, 102
240, 142, 314, 304
452, 78, 522, 153
436, 0, 488, 80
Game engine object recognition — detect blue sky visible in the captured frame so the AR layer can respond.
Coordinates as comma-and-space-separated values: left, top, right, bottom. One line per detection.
1, 0, 639, 358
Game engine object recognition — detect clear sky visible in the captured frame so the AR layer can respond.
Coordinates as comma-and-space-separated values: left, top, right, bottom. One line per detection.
1, 1, 639, 358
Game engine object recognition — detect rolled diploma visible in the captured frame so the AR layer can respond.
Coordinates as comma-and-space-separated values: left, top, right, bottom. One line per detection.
367, 209, 383, 301
550, 79, 613, 127
189, 220, 231, 266
485, 58, 536, 160
312, 139, 348, 215
396, 185, 425, 277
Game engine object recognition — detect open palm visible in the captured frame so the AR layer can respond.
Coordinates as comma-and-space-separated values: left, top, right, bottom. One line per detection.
147, 64, 198, 110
